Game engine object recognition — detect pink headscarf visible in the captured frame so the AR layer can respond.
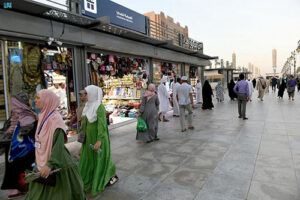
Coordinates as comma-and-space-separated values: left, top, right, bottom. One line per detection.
5, 97, 36, 135
35, 90, 66, 169
144, 84, 156, 101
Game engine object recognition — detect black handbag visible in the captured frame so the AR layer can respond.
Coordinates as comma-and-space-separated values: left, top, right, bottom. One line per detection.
33, 173, 57, 187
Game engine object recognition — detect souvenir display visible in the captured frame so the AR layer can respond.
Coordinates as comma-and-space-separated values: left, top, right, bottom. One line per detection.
88, 52, 148, 125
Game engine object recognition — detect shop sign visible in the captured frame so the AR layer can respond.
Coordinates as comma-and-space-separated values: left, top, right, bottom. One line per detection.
82, 0, 146, 34
179, 34, 203, 52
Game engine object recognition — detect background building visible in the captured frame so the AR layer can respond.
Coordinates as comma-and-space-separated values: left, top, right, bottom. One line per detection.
272, 49, 277, 75
232, 53, 236, 69
144, 11, 189, 40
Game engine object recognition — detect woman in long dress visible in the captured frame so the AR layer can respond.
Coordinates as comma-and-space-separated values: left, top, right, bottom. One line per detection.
136, 84, 160, 143
278, 79, 286, 98
215, 82, 224, 102
228, 79, 237, 100
202, 80, 214, 110
78, 85, 118, 196
1, 92, 37, 199
25, 90, 86, 200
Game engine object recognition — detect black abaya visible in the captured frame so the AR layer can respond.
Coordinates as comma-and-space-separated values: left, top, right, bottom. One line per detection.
228, 80, 237, 100
202, 81, 214, 110
278, 81, 286, 98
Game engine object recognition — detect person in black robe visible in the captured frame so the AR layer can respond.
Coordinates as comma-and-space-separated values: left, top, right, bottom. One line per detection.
278, 79, 286, 98
228, 79, 237, 100
202, 80, 214, 110
252, 78, 257, 88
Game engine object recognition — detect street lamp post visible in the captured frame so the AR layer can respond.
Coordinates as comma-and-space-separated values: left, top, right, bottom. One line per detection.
291, 51, 296, 77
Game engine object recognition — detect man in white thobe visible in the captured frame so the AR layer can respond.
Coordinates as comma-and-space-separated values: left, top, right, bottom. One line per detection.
172, 77, 181, 117
195, 79, 202, 104
247, 79, 254, 101
158, 77, 170, 122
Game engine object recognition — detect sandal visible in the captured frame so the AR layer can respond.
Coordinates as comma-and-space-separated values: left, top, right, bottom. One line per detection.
107, 175, 119, 186
188, 126, 194, 130
181, 129, 186, 132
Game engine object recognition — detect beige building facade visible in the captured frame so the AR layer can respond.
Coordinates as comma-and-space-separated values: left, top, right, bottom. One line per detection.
144, 11, 189, 41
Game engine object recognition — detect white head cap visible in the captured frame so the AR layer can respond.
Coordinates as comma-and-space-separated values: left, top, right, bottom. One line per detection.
181, 76, 188, 81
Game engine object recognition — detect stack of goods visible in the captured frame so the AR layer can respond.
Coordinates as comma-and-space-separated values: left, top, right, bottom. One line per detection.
42, 48, 72, 71
87, 53, 148, 123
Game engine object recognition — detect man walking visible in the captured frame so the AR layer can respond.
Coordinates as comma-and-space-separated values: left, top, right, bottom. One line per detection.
158, 77, 170, 122
176, 76, 194, 132
195, 79, 203, 104
271, 76, 277, 92
234, 74, 250, 120
172, 77, 181, 117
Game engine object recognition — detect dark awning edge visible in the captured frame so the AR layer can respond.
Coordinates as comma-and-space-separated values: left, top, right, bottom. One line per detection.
0, 0, 217, 61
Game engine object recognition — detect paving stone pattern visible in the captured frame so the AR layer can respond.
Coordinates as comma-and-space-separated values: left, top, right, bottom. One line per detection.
1, 90, 300, 200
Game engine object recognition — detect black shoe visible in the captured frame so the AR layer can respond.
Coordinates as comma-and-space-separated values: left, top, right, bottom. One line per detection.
154, 138, 160, 141
243, 117, 248, 120
146, 140, 153, 143
238, 116, 242, 118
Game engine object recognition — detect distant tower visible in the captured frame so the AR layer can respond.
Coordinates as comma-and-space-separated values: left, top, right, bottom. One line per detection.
232, 53, 236, 69
272, 49, 277, 75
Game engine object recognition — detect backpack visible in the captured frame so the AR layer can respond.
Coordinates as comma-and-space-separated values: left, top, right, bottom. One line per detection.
289, 80, 295, 87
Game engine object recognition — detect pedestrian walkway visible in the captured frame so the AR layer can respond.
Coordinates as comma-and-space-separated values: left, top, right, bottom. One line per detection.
1, 90, 300, 200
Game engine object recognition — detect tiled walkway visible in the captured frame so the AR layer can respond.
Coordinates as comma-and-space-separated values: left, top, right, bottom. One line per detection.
1, 90, 300, 200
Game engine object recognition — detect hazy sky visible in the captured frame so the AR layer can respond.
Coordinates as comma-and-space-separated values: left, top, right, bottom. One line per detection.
112, 0, 300, 74
39, 0, 300, 74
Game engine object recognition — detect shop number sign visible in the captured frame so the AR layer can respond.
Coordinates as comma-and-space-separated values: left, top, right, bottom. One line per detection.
81, 0, 146, 34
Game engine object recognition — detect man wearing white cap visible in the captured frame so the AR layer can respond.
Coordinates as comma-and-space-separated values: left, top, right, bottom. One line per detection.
158, 77, 170, 122
176, 76, 194, 132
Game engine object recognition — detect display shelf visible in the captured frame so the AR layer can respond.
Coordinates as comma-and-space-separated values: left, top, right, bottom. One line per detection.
103, 97, 141, 100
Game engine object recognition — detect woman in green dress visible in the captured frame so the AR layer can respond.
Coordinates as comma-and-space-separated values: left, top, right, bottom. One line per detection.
79, 85, 118, 196
25, 89, 86, 200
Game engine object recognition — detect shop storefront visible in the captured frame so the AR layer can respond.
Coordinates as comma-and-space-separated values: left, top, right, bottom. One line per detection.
0, 39, 77, 134
153, 61, 182, 91
86, 51, 149, 125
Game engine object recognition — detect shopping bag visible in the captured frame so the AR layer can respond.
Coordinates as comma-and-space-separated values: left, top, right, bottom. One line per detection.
9, 122, 35, 162
137, 117, 148, 132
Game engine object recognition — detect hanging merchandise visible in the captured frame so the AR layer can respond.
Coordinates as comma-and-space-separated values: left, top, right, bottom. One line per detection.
22, 44, 42, 91
88, 52, 149, 125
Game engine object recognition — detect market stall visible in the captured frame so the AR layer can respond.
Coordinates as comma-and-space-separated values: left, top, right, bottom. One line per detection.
87, 52, 149, 125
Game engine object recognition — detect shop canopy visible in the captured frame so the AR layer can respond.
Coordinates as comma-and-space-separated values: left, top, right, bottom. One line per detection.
0, 0, 217, 63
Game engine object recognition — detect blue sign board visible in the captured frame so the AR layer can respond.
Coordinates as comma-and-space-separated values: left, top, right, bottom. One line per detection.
82, 0, 146, 34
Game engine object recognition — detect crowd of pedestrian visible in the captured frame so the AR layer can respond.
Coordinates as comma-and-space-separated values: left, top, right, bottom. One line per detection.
0, 72, 298, 199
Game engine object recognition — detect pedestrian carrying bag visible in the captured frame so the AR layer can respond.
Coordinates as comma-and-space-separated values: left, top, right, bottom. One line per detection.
260, 80, 266, 89
137, 117, 147, 132
9, 122, 35, 162
77, 118, 87, 143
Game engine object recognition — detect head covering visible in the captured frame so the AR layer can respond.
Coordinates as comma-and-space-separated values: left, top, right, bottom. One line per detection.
181, 76, 188, 81
35, 89, 66, 169
82, 85, 103, 123
144, 84, 156, 101
161, 77, 167, 83
4, 93, 36, 135
15, 92, 30, 106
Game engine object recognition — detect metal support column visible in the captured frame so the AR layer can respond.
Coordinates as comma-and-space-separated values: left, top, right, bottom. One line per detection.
181, 63, 185, 76
200, 66, 205, 84
1, 41, 9, 119
149, 58, 153, 84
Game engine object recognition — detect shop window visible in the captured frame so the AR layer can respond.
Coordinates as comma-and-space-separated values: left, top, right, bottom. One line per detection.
87, 52, 149, 125
0, 41, 7, 121
4, 41, 76, 134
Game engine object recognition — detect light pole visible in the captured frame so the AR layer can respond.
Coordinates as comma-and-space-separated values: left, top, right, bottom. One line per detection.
291, 51, 296, 76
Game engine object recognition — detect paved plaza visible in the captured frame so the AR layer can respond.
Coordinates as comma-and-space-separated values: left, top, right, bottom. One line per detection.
1, 90, 300, 200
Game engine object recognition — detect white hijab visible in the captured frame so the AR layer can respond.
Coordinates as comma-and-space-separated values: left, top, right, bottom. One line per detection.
82, 85, 103, 123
